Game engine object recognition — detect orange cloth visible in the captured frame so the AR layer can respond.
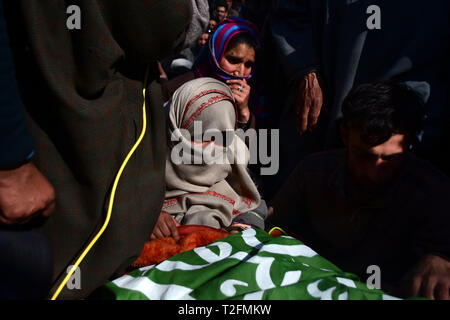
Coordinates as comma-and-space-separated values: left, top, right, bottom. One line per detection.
132, 225, 230, 267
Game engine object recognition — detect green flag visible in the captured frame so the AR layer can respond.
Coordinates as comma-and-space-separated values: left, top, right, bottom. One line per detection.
101, 228, 400, 300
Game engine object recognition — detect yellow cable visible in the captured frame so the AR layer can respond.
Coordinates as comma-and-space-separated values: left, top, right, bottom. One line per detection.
51, 66, 150, 300
268, 226, 288, 236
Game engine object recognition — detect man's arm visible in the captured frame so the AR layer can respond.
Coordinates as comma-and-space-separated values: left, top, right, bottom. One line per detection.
267, 0, 324, 134
399, 179, 450, 300
401, 254, 450, 300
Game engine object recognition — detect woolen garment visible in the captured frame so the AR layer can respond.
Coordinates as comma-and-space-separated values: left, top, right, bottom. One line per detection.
162, 0, 209, 73
164, 77, 261, 228
4, 0, 192, 299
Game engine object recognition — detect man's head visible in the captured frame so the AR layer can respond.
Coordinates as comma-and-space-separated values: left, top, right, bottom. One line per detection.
341, 82, 425, 190
215, 1, 229, 22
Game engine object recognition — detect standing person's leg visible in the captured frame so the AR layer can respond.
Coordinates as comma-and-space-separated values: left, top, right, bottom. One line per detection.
0, 228, 53, 300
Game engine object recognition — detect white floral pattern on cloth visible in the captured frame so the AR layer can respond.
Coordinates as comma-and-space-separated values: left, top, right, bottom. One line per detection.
102, 229, 401, 300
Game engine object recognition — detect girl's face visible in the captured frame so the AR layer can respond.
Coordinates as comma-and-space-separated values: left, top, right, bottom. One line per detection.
219, 43, 255, 78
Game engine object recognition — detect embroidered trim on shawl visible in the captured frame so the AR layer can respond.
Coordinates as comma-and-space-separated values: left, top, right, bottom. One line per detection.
163, 192, 247, 217
182, 89, 232, 127
182, 95, 234, 130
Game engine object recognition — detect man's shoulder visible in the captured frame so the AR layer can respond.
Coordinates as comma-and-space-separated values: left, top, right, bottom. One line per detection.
405, 154, 450, 181
298, 149, 345, 174
296, 149, 345, 180
402, 153, 450, 195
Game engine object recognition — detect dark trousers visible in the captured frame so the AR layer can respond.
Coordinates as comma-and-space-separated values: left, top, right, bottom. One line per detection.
0, 228, 53, 300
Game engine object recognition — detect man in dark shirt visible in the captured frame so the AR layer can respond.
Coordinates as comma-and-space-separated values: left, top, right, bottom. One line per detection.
268, 82, 450, 299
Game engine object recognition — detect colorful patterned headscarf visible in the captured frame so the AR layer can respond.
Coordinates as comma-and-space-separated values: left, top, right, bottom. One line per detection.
193, 17, 260, 81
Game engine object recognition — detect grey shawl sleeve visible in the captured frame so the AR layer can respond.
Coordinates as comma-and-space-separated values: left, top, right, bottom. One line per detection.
183, 0, 210, 49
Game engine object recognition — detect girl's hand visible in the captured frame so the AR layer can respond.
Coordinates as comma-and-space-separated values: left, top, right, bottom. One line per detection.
227, 79, 251, 123
151, 211, 180, 241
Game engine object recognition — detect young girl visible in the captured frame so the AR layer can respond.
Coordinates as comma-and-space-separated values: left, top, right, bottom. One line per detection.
151, 78, 265, 240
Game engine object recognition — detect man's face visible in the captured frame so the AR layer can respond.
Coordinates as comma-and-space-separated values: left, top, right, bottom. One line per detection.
215, 6, 228, 22
342, 126, 408, 191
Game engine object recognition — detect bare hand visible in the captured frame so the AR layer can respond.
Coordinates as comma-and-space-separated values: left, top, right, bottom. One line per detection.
0, 162, 55, 225
402, 254, 450, 300
227, 79, 251, 123
151, 211, 180, 241
295, 71, 324, 134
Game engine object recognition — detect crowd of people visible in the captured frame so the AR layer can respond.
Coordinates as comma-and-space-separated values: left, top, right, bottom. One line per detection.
0, 0, 449, 300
